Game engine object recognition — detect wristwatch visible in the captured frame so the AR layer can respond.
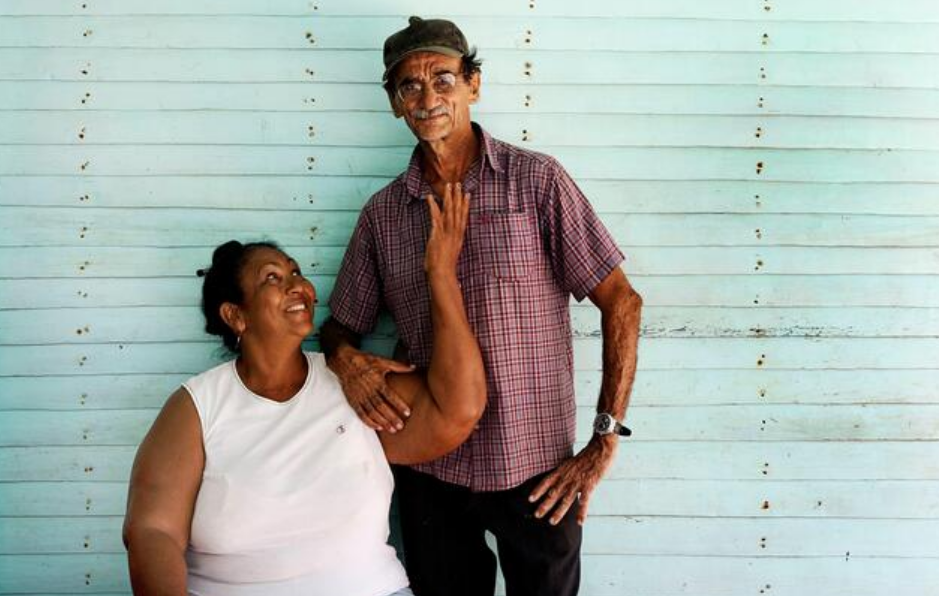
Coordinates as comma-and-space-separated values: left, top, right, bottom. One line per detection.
593, 413, 631, 437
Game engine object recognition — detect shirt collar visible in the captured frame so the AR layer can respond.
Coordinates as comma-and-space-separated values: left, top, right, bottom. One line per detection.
404, 122, 504, 202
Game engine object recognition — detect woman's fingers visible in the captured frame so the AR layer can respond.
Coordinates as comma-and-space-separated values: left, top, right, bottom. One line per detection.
426, 192, 440, 227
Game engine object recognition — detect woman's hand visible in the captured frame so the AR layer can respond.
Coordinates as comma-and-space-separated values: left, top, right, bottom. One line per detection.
424, 182, 470, 275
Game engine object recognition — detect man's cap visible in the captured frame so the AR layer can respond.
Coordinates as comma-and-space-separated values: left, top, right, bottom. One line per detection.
382, 16, 469, 81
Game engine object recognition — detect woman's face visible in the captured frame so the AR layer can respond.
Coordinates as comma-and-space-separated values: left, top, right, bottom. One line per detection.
231, 247, 316, 345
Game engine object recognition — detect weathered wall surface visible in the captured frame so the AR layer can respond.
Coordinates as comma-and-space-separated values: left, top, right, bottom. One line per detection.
1, 1, 938, 594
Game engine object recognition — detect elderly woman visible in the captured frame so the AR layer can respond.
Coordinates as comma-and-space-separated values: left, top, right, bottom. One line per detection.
123, 185, 485, 596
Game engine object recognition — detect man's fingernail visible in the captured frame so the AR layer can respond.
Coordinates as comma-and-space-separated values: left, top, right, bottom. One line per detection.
396, 422, 404, 430
404, 410, 411, 417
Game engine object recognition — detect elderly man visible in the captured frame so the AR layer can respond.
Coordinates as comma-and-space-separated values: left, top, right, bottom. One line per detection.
320, 16, 642, 596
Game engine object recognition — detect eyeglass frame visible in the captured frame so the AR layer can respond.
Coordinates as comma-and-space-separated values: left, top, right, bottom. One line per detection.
394, 71, 465, 103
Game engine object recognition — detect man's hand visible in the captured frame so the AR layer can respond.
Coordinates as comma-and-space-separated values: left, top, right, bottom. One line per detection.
528, 436, 618, 526
327, 344, 415, 433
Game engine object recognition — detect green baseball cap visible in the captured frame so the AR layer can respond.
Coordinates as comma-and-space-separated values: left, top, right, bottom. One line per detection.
382, 16, 469, 81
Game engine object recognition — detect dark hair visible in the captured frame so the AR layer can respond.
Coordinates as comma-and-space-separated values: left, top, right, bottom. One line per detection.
197, 240, 281, 353
382, 49, 483, 99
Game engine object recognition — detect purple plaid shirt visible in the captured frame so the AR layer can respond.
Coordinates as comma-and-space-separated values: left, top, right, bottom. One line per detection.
329, 124, 624, 491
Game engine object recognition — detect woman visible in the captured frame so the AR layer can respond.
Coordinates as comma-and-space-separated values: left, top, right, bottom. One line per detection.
123, 185, 485, 596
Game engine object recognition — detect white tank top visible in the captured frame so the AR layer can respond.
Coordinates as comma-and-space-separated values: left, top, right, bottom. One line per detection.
181, 352, 409, 596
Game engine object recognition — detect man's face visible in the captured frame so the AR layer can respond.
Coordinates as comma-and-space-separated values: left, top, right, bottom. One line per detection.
389, 52, 480, 143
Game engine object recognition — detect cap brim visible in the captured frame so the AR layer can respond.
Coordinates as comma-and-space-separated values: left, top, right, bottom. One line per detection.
382, 46, 464, 81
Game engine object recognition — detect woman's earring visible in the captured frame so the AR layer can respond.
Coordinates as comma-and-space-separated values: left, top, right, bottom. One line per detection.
235, 335, 241, 349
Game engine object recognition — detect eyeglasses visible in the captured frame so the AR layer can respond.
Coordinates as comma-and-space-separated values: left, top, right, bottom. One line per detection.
395, 72, 460, 103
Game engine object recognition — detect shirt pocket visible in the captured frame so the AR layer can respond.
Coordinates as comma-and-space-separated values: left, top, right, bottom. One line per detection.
471, 210, 540, 281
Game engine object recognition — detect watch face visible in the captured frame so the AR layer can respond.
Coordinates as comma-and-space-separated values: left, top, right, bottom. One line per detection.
594, 414, 614, 434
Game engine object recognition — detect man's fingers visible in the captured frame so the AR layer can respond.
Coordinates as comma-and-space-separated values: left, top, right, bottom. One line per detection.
576, 489, 593, 526
534, 483, 565, 519
376, 358, 417, 375
549, 489, 580, 525
372, 396, 404, 431
351, 401, 382, 430
379, 385, 412, 418
529, 472, 559, 503
363, 395, 395, 431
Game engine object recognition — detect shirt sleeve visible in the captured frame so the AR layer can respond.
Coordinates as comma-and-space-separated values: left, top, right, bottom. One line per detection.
539, 160, 625, 302
327, 208, 383, 335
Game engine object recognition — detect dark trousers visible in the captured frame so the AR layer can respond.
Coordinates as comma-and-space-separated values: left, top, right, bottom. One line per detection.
393, 466, 582, 596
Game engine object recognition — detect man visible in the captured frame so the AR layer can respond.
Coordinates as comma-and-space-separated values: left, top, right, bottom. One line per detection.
320, 16, 642, 596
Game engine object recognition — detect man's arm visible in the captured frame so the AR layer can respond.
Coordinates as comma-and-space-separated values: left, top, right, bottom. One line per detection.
529, 267, 642, 525
320, 316, 415, 433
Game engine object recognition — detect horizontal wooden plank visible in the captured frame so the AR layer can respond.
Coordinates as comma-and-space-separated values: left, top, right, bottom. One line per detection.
620, 369, 939, 406
0, 206, 358, 247
3, 83, 938, 120
592, 479, 939, 518
4, 275, 939, 310
3, 176, 939, 216
0, 447, 136, 482
626, 247, 939, 274
6, 478, 938, 519
3, 146, 938, 182
0, 246, 348, 277
4, 246, 939, 279
3, 305, 938, 346
575, 555, 939, 596
1, 0, 937, 22
563, 517, 939, 557
3, 368, 937, 411
1, 49, 937, 89
5, 440, 939, 482
5, 516, 939, 558
3, 17, 939, 53
603, 441, 939, 481
0, 410, 156, 447
5, 111, 939, 150
630, 275, 939, 307
3, 553, 939, 596
3, 337, 939, 375
1, 403, 934, 446
0, 554, 939, 596
0, 482, 128, 517
0, 554, 129, 592
0, 517, 125, 555
5, 207, 939, 247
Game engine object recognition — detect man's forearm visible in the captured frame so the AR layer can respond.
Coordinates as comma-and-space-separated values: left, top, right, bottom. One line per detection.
319, 316, 362, 360
596, 288, 643, 420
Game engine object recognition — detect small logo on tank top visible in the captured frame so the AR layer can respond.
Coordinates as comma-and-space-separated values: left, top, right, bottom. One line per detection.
336, 424, 345, 434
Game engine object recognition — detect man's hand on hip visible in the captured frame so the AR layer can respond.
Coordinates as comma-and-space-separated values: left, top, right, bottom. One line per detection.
528, 435, 618, 526
327, 344, 415, 433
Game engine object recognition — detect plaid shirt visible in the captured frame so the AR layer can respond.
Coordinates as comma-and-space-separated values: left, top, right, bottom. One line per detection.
329, 124, 624, 491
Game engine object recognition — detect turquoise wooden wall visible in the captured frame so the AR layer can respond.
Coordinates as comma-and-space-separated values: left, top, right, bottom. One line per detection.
2, 0, 939, 594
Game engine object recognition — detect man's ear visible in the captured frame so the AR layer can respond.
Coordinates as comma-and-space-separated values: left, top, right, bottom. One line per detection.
468, 72, 481, 104
219, 302, 246, 338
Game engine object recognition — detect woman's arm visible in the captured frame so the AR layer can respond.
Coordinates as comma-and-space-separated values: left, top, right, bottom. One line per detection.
123, 388, 204, 596
380, 183, 487, 464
